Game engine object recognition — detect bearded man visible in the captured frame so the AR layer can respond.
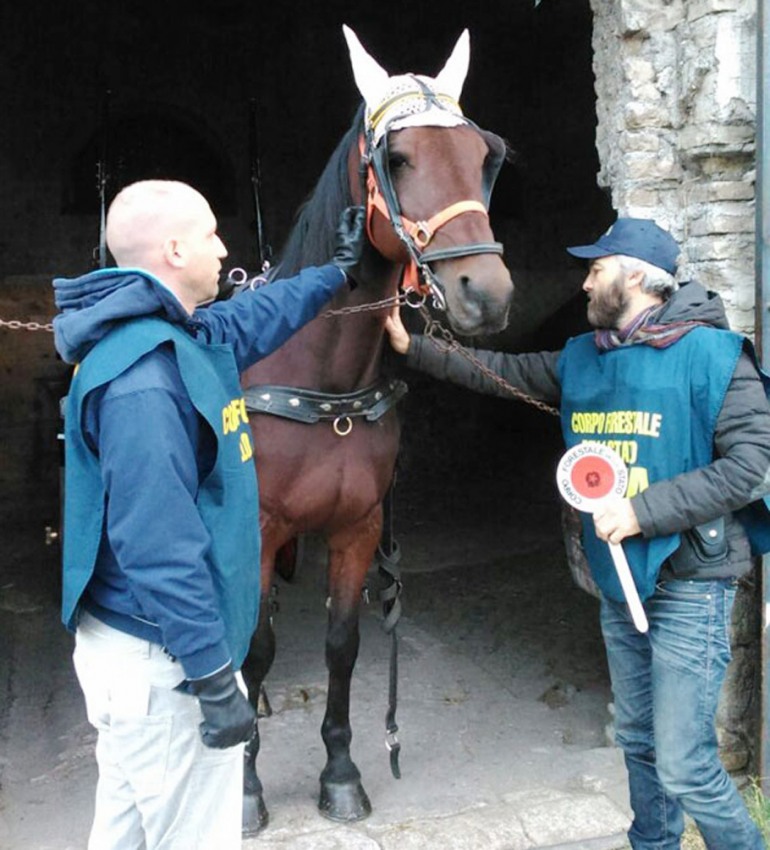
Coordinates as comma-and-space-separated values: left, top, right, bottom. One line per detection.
385, 218, 770, 850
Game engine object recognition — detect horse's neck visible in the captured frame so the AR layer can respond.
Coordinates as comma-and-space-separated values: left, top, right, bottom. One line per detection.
241, 260, 400, 393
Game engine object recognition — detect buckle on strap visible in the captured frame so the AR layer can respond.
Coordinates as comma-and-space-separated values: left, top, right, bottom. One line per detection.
413, 221, 433, 248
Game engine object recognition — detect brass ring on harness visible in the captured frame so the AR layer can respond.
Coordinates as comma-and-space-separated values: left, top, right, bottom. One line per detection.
333, 416, 353, 437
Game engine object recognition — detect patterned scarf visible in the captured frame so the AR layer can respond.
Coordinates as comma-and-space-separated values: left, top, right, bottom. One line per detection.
594, 304, 708, 352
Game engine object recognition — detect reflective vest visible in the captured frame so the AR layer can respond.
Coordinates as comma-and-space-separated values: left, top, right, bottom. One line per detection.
62, 317, 260, 668
558, 327, 770, 601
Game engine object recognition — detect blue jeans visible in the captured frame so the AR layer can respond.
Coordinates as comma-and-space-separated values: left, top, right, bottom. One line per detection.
600, 578, 765, 850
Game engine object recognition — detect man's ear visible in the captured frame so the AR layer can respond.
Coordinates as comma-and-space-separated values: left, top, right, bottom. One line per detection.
163, 238, 187, 269
625, 268, 645, 291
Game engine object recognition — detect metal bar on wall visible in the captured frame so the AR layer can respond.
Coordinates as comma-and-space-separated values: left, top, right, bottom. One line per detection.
96, 90, 111, 270
757, 0, 770, 796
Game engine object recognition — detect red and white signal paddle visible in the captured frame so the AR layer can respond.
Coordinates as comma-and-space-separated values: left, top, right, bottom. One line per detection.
556, 442, 649, 633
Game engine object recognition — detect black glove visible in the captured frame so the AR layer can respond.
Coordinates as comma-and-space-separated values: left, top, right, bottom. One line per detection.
332, 205, 366, 286
215, 272, 237, 302
188, 664, 255, 749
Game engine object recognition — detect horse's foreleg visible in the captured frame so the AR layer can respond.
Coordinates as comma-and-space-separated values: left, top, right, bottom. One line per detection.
241, 589, 276, 836
318, 514, 380, 822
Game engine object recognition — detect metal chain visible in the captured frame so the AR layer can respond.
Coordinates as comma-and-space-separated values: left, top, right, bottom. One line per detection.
417, 305, 560, 417
0, 291, 410, 329
0, 317, 54, 333
322, 291, 413, 317
0, 295, 558, 418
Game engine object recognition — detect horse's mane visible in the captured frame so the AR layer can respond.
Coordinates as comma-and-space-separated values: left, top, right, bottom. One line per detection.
271, 104, 365, 278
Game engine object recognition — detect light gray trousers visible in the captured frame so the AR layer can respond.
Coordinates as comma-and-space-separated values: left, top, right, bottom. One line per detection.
73, 612, 244, 850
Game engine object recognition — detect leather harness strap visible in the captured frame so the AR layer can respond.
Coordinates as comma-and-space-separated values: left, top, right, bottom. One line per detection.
244, 378, 407, 426
359, 134, 504, 300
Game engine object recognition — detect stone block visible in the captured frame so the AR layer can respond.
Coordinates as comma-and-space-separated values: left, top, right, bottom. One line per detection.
624, 101, 673, 130
621, 130, 662, 153
690, 264, 754, 310
714, 15, 757, 117
727, 309, 755, 337
625, 188, 660, 208
626, 56, 656, 85
656, 64, 679, 99
688, 205, 755, 235
684, 180, 754, 203
625, 152, 680, 180
629, 80, 663, 103
679, 123, 755, 154
733, 283, 758, 312
687, 0, 745, 22
686, 234, 755, 261
503, 789, 630, 847
618, 0, 682, 33
699, 155, 756, 179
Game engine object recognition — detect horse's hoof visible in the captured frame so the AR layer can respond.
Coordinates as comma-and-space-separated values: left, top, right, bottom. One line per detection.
242, 791, 269, 837
318, 781, 372, 822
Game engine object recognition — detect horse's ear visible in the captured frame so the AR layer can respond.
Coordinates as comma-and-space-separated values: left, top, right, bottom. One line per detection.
342, 25, 390, 110
433, 29, 470, 101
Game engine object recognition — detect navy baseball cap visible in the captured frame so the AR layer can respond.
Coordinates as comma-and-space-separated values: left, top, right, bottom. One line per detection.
566, 218, 679, 275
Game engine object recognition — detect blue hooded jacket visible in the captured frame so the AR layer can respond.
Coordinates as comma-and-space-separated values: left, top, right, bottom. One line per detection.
54, 264, 346, 678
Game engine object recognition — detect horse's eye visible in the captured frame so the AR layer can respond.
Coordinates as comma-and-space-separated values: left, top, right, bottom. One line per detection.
388, 153, 408, 171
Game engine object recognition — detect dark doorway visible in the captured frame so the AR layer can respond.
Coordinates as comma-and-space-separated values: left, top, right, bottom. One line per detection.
0, 6, 616, 842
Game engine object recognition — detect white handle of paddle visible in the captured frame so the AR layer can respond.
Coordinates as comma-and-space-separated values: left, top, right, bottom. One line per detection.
608, 541, 649, 633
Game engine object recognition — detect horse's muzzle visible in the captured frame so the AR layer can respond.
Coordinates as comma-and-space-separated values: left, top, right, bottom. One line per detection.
440, 254, 514, 336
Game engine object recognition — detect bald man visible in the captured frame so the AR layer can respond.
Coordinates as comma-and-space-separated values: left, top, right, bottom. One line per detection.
52, 180, 364, 850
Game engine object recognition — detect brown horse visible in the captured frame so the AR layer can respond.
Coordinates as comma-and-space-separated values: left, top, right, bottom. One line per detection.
238, 26, 514, 834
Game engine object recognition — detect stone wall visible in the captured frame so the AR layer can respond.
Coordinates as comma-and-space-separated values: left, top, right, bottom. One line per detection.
590, 0, 756, 333
588, 0, 761, 772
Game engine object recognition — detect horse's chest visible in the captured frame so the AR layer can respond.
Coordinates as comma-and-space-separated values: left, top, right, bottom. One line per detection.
252, 417, 399, 521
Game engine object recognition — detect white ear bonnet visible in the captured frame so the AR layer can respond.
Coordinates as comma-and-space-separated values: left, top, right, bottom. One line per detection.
342, 25, 470, 145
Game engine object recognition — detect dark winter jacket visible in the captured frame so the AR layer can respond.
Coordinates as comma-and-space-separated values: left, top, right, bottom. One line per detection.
406, 280, 770, 581
53, 264, 347, 678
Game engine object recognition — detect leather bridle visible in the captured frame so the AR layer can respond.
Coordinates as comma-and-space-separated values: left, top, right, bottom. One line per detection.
357, 83, 506, 310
